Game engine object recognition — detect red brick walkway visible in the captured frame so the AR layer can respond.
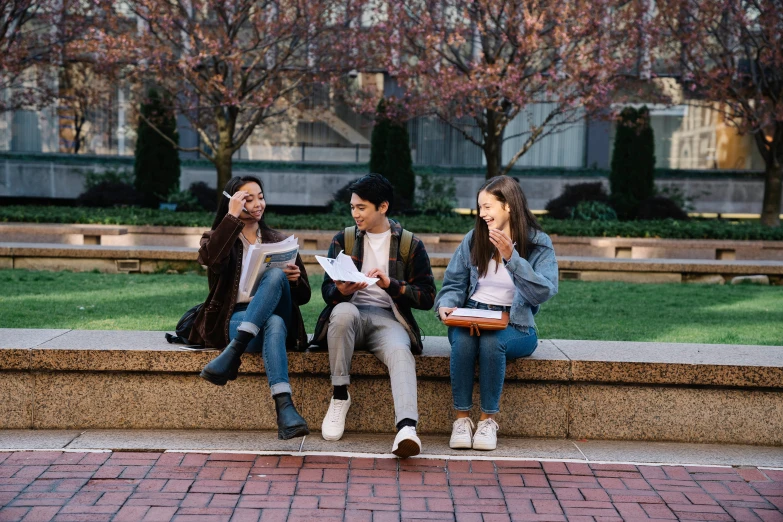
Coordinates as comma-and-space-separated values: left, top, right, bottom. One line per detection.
0, 451, 782, 522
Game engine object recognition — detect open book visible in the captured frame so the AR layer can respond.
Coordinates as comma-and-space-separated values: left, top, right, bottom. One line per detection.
315, 251, 379, 285
239, 235, 299, 297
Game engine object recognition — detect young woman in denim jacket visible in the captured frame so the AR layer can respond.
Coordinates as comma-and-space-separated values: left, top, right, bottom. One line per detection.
191, 175, 311, 440
435, 176, 558, 451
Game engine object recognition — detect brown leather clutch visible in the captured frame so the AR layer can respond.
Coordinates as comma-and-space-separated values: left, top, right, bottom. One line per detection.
442, 312, 510, 336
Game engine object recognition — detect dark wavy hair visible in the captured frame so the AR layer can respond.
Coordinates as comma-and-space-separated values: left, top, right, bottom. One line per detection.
471, 176, 541, 277
211, 175, 273, 232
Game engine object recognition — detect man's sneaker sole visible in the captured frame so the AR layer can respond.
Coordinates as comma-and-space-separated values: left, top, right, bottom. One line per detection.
321, 431, 343, 442
392, 439, 421, 458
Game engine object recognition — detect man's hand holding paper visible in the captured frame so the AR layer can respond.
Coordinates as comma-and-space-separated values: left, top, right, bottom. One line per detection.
316, 251, 380, 296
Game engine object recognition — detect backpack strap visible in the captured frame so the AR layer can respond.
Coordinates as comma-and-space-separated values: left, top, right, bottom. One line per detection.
343, 226, 356, 255
400, 228, 414, 265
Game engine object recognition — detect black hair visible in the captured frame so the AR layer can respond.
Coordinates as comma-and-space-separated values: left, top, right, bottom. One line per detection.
211, 175, 272, 231
348, 173, 394, 214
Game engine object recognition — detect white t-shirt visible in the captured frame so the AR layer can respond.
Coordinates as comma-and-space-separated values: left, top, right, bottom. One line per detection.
236, 234, 254, 304
470, 259, 515, 307
351, 229, 393, 309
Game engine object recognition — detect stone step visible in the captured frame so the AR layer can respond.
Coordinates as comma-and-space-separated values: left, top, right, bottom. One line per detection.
2, 429, 783, 468
2, 329, 782, 446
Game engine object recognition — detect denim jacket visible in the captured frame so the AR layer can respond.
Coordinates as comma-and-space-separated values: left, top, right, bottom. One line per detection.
434, 229, 559, 333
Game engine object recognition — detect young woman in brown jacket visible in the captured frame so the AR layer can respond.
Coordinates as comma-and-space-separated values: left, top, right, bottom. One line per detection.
190, 175, 311, 440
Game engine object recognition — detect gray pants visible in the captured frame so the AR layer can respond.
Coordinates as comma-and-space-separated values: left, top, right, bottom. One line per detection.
327, 303, 418, 425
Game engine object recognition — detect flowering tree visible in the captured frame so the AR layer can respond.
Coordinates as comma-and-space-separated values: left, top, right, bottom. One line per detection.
1, 0, 66, 110
349, 0, 643, 179
93, 0, 345, 192
656, 0, 783, 226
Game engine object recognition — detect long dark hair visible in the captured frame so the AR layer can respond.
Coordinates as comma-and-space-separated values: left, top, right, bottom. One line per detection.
470, 176, 542, 277
211, 175, 273, 232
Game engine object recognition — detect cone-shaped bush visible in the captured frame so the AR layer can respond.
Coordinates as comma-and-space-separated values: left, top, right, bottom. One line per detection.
134, 88, 181, 207
610, 106, 656, 219
369, 98, 415, 211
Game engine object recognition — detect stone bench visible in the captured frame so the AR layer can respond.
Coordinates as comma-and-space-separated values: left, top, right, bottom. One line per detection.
2, 328, 781, 446
0, 223, 127, 245
2, 243, 783, 283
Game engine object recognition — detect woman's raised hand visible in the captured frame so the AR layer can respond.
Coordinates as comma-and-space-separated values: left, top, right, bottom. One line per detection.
488, 228, 515, 261
228, 190, 249, 217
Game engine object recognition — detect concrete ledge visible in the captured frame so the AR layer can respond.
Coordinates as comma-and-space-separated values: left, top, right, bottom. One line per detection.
1, 329, 782, 445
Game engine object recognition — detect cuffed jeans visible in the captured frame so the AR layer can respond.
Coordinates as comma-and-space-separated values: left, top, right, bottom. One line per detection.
229, 268, 293, 396
327, 303, 418, 426
448, 301, 538, 414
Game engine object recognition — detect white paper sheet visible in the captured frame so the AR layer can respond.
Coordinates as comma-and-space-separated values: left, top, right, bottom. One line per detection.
450, 308, 503, 319
315, 251, 379, 285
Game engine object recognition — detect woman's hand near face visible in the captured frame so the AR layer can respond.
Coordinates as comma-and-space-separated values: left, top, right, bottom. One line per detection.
489, 228, 515, 261
283, 263, 300, 282
228, 191, 248, 218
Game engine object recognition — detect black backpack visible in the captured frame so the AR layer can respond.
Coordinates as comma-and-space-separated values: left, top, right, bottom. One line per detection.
165, 303, 203, 345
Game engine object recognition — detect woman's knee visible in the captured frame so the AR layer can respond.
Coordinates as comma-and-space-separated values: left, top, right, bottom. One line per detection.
505, 330, 539, 360
263, 267, 287, 287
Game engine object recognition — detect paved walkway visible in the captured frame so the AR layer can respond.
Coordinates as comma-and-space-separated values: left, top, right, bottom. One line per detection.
1, 449, 782, 522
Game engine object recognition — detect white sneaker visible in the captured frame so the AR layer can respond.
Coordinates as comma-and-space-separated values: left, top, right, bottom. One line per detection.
392, 426, 421, 458
472, 419, 499, 451
449, 418, 475, 449
321, 394, 351, 441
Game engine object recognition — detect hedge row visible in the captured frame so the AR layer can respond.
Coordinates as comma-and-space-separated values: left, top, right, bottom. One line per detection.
2, 206, 782, 240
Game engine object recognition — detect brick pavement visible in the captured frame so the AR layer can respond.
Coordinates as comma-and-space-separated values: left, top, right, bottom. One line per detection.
0, 450, 781, 521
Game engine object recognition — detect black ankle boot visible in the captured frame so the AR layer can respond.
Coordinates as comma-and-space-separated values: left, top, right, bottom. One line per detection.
273, 393, 310, 440
200, 339, 245, 386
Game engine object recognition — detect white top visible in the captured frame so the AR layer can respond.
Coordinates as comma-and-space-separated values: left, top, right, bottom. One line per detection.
351, 229, 393, 309
470, 259, 515, 307
236, 233, 254, 304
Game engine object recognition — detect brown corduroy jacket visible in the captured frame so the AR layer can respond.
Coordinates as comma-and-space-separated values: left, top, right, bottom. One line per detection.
190, 213, 311, 350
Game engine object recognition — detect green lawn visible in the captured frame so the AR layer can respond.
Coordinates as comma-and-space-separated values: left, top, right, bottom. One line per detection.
1, 270, 781, 345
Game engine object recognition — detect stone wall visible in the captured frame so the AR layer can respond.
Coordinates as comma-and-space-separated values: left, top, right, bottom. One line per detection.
1, 155, 779, 214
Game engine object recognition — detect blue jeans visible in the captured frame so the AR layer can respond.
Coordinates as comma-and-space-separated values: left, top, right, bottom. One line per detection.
448, 300, 538, 414
229, 268, 292, 396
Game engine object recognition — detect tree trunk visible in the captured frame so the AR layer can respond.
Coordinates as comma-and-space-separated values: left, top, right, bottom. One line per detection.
760, 158, 782, 227
483, 110, 503, 179
215, 147, 233, 207
214, 108, 237, 207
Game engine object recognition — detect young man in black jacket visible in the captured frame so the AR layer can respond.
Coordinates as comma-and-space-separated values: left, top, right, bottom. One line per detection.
312, 174, 435, 458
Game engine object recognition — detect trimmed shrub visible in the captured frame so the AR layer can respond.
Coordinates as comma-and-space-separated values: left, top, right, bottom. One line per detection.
188, 182, 217, 212
77, 181, 143, 208
415, 172, 457, 215
134, 88, 181, 207
610, 106, 656, 219
545, 182, 609, 219
570, 201, 618, 221
637, 196, 690, 220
